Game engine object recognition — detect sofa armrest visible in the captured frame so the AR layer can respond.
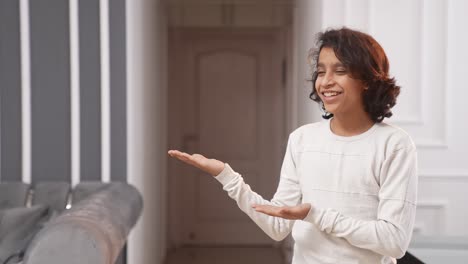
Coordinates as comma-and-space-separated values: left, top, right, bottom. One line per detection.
22, 183, 143, 264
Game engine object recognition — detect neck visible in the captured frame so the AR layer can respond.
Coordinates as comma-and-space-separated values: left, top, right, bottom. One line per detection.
330, 111, 374, 137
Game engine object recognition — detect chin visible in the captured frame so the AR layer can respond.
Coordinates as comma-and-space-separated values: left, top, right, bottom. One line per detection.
323, 106, 338, 114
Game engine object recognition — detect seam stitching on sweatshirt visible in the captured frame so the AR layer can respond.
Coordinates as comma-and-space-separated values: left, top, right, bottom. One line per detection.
308, 188, 378, 197
379, 197, 417, 206
295, 150, 369, 156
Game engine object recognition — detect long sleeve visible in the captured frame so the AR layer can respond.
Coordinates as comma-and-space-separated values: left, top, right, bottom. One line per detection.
302, 146, 418, 258
214, 136, 302, 241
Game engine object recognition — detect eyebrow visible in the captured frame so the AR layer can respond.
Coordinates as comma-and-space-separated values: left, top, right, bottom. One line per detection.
317, 62, 346, 68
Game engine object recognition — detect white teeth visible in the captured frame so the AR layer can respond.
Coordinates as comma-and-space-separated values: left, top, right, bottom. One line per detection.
323, 92, 341, 97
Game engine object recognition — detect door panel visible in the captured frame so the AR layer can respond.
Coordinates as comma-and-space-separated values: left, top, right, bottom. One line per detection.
169, 29, 285, 246
198, 51, 258, 159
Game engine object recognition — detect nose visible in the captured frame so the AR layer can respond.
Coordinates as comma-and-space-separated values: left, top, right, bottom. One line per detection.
320, 72, 335, 88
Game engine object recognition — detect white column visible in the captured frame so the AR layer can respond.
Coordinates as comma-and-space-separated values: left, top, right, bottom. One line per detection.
70, 0, 80, 187
126, 0, 167, 263
100, 0, 111, 183
291, 0, 323, 128
19, 0, 31, 184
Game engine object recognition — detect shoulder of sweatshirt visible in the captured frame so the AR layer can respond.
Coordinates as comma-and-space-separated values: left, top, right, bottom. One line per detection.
374, 121, 417, 154
288, 121, 326, 144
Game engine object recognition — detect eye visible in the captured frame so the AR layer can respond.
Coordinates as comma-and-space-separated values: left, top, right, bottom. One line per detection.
335, 68, 347, 75
316, 71, 325, 76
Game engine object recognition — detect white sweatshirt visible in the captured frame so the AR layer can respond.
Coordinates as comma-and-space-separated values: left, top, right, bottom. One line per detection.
214, 118, 418, 264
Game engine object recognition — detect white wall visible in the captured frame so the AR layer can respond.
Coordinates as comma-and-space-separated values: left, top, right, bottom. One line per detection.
126, 0, 168, 263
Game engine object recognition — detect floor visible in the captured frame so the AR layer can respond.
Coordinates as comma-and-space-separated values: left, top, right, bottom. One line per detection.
164, 247, 286, 264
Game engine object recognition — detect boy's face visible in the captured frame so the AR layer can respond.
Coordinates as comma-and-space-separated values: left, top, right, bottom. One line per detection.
315, 47, 367, 118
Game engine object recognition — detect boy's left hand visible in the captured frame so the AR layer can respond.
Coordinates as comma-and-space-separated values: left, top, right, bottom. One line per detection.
252, 203, 312, 220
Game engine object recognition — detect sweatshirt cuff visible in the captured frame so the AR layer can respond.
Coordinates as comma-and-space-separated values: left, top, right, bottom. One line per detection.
303, 206, 324, 226
302, 207, 336, 233
214, 163, 238, 185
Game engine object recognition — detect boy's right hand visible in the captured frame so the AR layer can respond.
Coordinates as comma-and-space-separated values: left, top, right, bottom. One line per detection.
168, 150, 225, 177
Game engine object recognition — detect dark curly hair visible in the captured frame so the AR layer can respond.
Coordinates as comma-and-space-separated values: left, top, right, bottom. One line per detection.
308, 27, 400, 123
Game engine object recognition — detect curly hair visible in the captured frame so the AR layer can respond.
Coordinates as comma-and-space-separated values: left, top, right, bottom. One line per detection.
308, 27, 400, 123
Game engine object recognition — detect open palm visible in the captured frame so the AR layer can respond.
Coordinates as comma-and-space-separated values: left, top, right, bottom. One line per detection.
252, 203, 312, 220
168, 150, 225, 176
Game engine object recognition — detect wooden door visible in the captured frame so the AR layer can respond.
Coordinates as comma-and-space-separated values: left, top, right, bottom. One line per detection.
168, 29, 286, 246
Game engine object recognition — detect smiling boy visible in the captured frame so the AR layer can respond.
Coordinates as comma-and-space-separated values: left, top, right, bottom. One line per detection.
168, 27, 417, 264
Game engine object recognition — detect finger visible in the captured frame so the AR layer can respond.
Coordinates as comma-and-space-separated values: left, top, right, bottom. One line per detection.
178, 152, 192, 159
169, 151, 186, 160
192, 153, 207, 160
179, 153, 210, 169
181, 153, 204, 167
169, 150, 206, 163
174, 153, 206, 170
256, 209, 280, 217
169, 151, 196, 165
169, 150, 190, 160
169, 150, 188, 157
253, 204, 279, 211
180, 155, 198, 166
252, 204, 281, 216
168, 150, 181, 158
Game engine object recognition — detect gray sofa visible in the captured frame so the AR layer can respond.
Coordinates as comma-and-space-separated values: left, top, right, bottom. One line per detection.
0, 181, 143, 264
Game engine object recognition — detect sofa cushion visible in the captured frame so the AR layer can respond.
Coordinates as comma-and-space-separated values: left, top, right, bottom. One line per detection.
0, 183, 30, 210
0, 205, 50, 264
32, 182, 70, 213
